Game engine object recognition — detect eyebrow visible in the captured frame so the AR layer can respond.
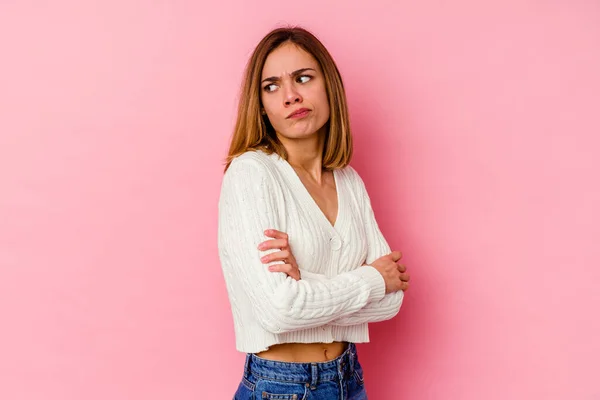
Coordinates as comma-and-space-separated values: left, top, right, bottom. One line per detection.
261, 68, 316, 84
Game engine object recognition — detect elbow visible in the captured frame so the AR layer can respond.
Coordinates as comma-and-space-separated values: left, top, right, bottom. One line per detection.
393, 290, 404, 309
254, 307, 305, 334
378, 291, 404, 322
394, 291, 404, 309
374, 303, 402, 324
387, 292, 404, 319
256, 315, 289, 334
388, 303, 402, 320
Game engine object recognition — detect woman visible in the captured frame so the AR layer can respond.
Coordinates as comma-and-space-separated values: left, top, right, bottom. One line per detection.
218, 26, 410, 399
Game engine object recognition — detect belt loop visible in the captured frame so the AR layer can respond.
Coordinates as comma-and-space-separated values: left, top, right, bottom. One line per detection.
243, 353, 251, 378
310, 362, 318, 389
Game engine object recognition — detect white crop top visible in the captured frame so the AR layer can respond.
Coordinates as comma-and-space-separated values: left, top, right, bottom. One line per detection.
217, 150, 403, 353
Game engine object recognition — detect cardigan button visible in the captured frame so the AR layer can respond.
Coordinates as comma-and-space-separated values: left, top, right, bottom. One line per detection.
330, 236, 342, 250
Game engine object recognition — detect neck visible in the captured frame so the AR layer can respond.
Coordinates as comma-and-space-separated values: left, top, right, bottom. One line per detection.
277, 128, 327, 178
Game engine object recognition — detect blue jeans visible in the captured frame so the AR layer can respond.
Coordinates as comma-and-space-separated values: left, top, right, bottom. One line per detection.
233, 342, 368, 399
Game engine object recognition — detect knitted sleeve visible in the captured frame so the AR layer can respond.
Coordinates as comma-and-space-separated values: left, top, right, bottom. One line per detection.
218, 157, 387, 334
328, 167, 404, 326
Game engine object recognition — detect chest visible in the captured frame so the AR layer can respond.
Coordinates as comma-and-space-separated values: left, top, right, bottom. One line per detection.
294, 171, 338, 227
278, 171, 369, 277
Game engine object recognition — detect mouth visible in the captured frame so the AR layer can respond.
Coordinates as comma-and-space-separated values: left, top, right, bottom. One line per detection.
287, 108, 311, 119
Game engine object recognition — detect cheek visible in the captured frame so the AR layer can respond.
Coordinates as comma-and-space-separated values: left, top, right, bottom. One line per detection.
316, 93, 330, 119
261, 96, 279, 117
260, 94, 270, 111
261, 98, 284, 128
314, 87, 330, 112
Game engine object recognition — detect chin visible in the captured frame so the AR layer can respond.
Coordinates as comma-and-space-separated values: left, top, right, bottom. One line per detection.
289, 131, 320, 140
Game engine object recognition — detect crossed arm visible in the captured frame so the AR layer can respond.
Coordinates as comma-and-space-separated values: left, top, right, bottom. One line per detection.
218, 159, 408, 333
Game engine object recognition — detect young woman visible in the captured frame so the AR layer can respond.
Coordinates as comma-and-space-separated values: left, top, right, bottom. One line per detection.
218, 26, 410, 399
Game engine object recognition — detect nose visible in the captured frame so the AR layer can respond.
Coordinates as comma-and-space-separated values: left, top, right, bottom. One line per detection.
283, 84, 302, 106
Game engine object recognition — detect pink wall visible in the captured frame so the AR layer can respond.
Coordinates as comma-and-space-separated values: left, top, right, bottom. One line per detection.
1, 1, 599, 399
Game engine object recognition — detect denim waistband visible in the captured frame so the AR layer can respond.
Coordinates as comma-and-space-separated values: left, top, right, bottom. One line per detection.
244, 343, 358, 388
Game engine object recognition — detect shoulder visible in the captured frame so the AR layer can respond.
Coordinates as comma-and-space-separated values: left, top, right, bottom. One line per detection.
222, 150, 282, 194
228, 149, 272, 171
219, 151, 285, 214
338, 164, 374, 212
339, 164, 367, 192
226, 150, 278, 180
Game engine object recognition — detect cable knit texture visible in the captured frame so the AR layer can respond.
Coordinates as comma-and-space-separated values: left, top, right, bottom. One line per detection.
218, 150, 403, 353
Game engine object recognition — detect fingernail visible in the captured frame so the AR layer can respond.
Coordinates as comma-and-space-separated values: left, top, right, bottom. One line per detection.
257, 243, 264, 250
268, 266, 275, 271
260, 256, 268, 262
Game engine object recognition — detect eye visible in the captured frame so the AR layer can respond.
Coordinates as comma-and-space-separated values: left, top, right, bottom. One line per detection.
297, 75, 312, 83
263, 83, 278, 92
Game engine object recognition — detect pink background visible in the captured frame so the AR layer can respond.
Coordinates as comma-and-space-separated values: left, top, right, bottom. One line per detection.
1, 1, 599, 399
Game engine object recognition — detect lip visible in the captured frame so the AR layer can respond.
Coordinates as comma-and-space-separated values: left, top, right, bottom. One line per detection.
286, 108, 311, 119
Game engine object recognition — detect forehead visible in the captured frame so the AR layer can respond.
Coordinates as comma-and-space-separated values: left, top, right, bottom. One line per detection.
261, 43, 320, 78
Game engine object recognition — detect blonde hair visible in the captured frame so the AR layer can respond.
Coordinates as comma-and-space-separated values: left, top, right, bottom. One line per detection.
224, 26, 353, 172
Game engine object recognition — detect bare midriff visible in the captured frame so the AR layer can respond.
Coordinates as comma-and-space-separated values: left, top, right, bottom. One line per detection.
255, 341, 349, 362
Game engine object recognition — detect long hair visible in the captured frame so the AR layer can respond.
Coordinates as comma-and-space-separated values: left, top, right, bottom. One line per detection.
224, 26, 353, 172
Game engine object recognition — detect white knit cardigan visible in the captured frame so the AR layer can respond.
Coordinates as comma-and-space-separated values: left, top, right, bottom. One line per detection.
218, 150, 403, 353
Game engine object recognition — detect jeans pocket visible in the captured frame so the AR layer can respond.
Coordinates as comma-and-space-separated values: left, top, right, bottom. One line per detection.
352, 361, 365, 387
255, 379, 308, 400
353, 369, 365, 386
233, 376, 256, 400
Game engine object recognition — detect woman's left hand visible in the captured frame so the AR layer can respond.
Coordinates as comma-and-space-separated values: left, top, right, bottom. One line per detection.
258, 229, 301, 281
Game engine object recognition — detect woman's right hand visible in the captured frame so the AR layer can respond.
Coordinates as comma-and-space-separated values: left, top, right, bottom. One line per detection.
258, 229, 301, 281
370, 251, 410, 293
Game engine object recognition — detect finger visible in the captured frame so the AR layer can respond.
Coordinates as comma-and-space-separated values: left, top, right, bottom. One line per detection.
401, 281, 410, 291
281, 264, 294, 274
260, 249, 290, 264
399, 273, 410, 282
264, 229, 289, 240
268, 264, 301, 281
281, 264, 301, 281
397, 263, 407, 273
257, 238, 289, 251
390, 251, 403, 262
268, 264, 292, 273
